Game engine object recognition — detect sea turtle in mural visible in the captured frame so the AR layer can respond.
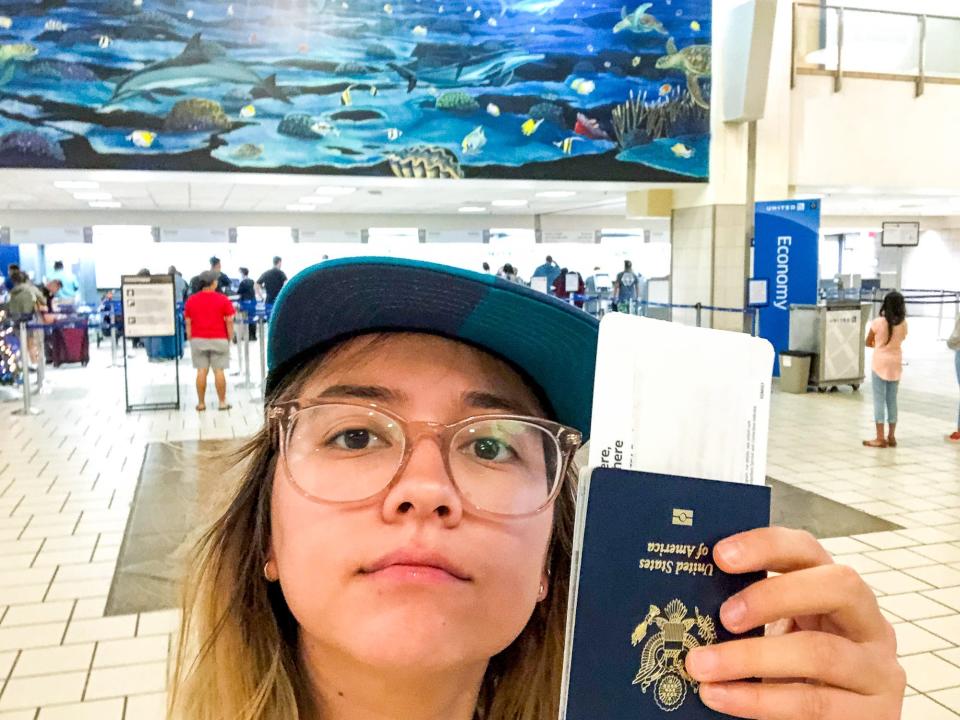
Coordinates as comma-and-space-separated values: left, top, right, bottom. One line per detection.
613, 4, 667, 35
387, 145, 464, 179
655, 38, 711, 109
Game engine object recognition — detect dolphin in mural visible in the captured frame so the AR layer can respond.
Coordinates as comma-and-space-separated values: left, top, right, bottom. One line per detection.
106, 33, 291, 107
388, 43, 544, 91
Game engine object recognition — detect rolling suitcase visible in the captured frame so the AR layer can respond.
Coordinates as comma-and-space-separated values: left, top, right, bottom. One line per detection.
50, 320, 89, 367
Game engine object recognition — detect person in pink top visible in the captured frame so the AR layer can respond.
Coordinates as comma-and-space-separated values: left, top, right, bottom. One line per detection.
863, 291, 908, 448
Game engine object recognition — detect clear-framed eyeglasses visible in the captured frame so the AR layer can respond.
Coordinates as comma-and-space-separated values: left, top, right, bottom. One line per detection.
267, 399, 583, 518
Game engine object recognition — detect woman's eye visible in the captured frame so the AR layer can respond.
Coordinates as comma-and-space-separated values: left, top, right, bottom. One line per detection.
329, 428, 384, 451
468, 438, 516, 462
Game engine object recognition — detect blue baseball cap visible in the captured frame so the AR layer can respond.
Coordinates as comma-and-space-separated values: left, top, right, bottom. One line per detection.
266, 257, 599, 439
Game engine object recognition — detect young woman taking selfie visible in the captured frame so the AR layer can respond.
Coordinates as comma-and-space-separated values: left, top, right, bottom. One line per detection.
170, 258, 905, 720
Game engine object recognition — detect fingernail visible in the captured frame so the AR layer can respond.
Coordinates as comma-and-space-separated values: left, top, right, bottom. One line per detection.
699, 683, 728, 708
721, 596, 746, 629
685, 646, 717, 678
716, 539, 742, 567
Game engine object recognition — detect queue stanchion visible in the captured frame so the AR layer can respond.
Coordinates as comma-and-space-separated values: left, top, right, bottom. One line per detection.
695, 302, 703, 328
232, 308, 244, 377
12, 321, 40, 417
109, 303, 119, 367
258, 311, 267, 399
35, 323, 46, 393
236, 304, 255, 390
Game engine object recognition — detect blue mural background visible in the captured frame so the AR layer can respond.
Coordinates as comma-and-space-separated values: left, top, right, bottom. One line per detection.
0, 0, 711, 180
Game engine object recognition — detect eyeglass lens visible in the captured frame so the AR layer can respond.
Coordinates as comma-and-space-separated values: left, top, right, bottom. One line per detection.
283, 404, 561, 515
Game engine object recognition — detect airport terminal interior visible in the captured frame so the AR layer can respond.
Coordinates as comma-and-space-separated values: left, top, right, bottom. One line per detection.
0, 0, 959, 717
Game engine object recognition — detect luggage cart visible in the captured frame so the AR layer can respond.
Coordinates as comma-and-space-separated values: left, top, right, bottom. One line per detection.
788, 301, 871, 392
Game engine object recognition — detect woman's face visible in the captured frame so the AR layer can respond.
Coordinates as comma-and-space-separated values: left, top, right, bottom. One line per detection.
269, 334, 555, 674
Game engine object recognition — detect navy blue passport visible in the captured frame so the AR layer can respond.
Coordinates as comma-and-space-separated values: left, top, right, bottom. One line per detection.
560, 468, 771, 720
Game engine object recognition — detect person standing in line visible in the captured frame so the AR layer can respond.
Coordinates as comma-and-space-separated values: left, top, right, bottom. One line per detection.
614, 259, 641, 312
184, 271, 236, 412
237, 267, 257, 341
210, 256, 233, 295
169, 265, 188, 304
48, 260, 80, 302
4, 263, 19, 292
948, 311, 960, 442
863, 291, 908, 448
6, 271, 44, 367
481, 262, 491, 274
531, 255, 560, 293
257, 256, 288, 306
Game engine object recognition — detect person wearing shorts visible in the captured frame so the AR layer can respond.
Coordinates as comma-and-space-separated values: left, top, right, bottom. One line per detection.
184, 270, 235, 411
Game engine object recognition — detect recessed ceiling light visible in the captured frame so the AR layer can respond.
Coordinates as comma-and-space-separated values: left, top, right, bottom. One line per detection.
74, 192, 113, 201
286, 204, 313, 212
54, 180, 99, 190
492, 199, 529, 207
313, 187, 357, 196
299, 195, 334, 205
88, 201, 122, 209
458, 206, 486, 213
536, 190, 577, 199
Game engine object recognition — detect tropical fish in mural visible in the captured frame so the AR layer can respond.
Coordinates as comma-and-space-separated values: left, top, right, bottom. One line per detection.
412, 25, 428, 36
0, 17, 12, 29
0, 44, 38, 87
690, 20, 701, 31
658, 83, 671, 96
389, 45, 544, 92
613, 3, 667, 34
499, 0, 564, 15
386, 127, 403, 141
340, 85, 354, 105
461, 126, 487, 154
521, 117, 543, 136
127, 130, 156, 148
383, 3, 394, 13
98, 35, 112, 49
107, 34, 291, 107
631, 56, 642, 67
570, 78, 595, 95
486, 103, 501, 117
553, 136, 582, 155
240, 104, 256, 118
671, 142, 694, 158
43, 20, 69, 32
656, 37, 712, 109
573, 112, 610, 140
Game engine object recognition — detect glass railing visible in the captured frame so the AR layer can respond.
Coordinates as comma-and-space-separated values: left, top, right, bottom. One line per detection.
793, 3, 960, 91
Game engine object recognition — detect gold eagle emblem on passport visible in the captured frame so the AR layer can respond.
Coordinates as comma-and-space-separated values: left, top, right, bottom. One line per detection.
630, 599, 718, 711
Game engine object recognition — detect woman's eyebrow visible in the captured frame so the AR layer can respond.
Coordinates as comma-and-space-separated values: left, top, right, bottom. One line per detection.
317, 384, 403, 401
462, 391, 536, 416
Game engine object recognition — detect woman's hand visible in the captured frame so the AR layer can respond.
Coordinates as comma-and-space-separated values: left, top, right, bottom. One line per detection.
685, 527, 905, 720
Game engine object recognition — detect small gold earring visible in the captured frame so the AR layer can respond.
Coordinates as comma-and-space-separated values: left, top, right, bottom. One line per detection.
539, 582, 546, 599
264, 562, 276, 582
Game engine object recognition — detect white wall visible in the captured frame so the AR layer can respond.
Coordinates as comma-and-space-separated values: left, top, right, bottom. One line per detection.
790, 76, 960, 192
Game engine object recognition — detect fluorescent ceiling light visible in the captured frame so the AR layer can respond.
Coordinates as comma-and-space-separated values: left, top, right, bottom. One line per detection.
74, 192, 113, 201
286, 204, 314, 212
54, 180, 99, 190
536, 190, 576, 199
458, 206, 486, 213
492, 199, 528, 207
313, 186, 357, 196
299, 195, 334, 205
88, 201, 122, 209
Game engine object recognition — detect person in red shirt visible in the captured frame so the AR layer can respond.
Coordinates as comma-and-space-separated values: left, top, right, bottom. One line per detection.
184, 271, 236, 411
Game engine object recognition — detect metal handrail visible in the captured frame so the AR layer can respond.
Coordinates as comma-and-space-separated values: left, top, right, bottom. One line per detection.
794, 2, 958, 23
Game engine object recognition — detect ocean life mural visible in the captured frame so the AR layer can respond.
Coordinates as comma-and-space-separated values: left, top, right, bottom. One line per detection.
0, 0, 710, 180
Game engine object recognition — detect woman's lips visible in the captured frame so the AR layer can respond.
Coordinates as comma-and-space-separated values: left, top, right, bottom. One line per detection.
360, 549, 472, 583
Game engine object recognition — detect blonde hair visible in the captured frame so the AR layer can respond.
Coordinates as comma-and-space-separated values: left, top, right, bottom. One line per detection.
169, 339, 578, 720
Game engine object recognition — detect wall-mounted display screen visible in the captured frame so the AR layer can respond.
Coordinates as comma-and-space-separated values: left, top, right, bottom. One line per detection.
881, 222, 920, 247
0, 0, 710, 181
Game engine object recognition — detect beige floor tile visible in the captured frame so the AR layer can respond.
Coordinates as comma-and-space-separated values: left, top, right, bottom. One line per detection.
834, 553, 890, 574
880, 594, 956, 622
908, 566, 960, 589
1, 601, 74, 628
907, 693, 960, 719
926, 589, 960, 613
13, 643, 94, 678
853, 532, 918, 550
895, 622, 955, 655
0, 671, 86, 711
0, 623, 66, 653
866, 548, 940, 570
64, 616, 136, 645
931, 688, 960, 714
901, 653, 960, 692
916, 545, 960, 564
124, 692, 167, 720
864, 570, 936, 596
93, 635, 169, 668
37, 698, 124, 720
84, 661, 167, 701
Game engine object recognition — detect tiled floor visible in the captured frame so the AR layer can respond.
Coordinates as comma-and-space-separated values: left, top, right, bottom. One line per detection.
0, 317, 958, 718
